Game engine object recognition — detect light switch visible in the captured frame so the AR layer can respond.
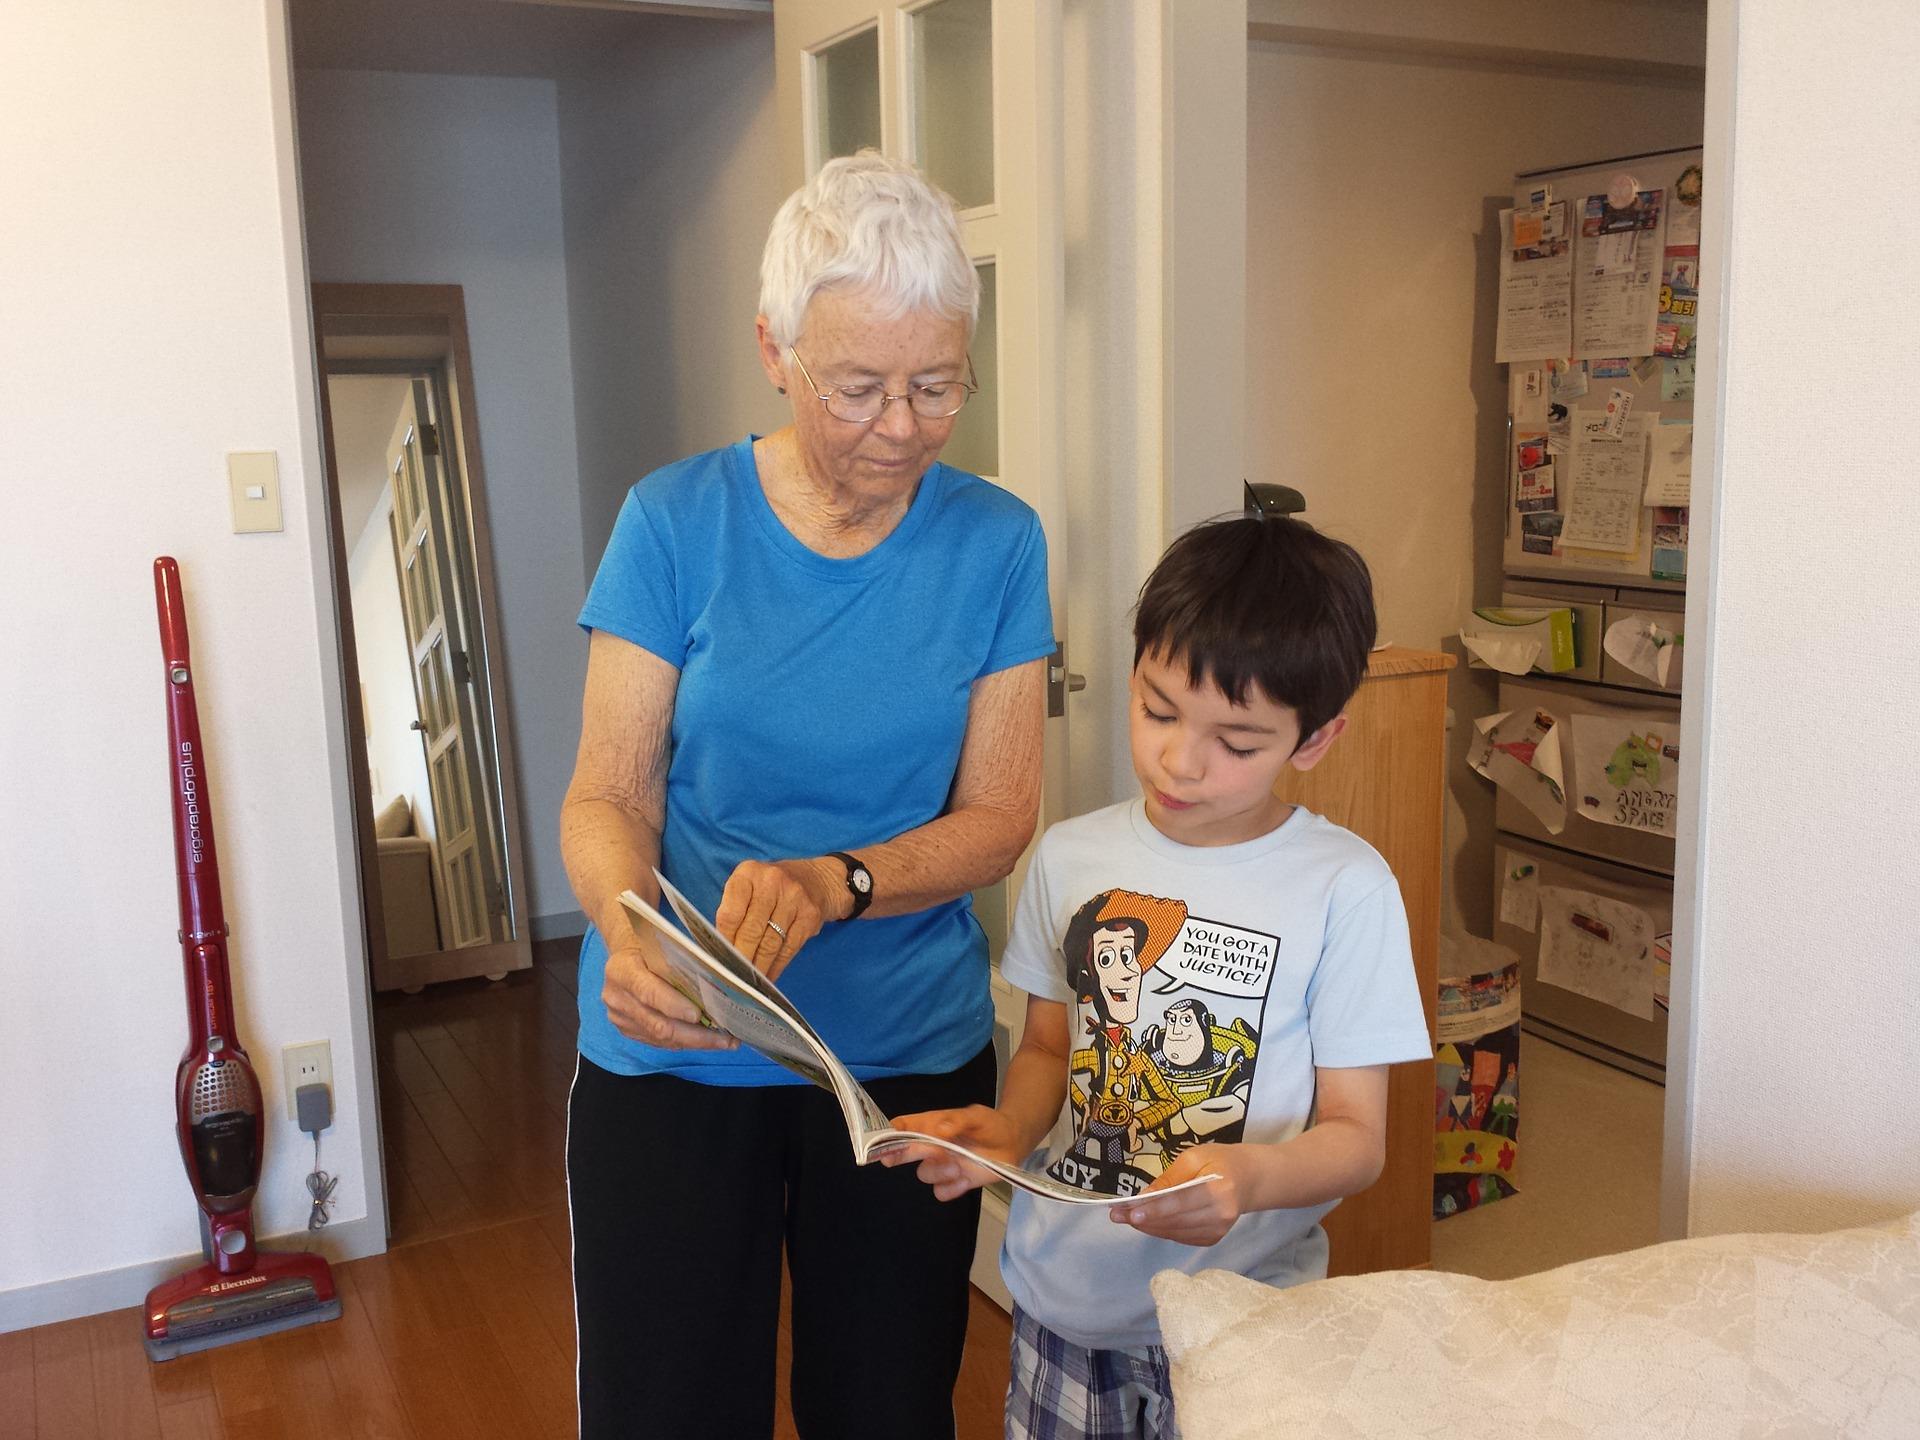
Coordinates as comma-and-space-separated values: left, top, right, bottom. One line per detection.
228, 451, 283, 534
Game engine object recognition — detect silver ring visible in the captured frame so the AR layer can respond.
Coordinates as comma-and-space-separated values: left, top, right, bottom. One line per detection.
765, 919, 788, 941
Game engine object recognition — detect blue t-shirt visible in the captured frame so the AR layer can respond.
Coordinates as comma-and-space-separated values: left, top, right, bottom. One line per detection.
575, 437, 1055, 1084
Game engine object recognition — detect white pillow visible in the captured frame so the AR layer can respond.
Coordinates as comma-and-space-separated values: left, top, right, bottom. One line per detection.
1153, 1210, 1920, 1438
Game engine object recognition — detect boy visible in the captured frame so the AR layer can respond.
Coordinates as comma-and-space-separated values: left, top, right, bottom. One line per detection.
887, 514, 1432, 1439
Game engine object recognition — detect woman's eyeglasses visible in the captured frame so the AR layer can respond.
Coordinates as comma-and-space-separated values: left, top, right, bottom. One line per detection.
789, 348, 978, 424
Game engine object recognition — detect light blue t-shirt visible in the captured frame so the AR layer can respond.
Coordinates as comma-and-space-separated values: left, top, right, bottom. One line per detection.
998, 800, 1432, 1350
575, 437, 1054, 1085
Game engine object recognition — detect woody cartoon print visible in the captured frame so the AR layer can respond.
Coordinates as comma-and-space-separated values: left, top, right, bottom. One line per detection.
1050, 889, 1267, 1198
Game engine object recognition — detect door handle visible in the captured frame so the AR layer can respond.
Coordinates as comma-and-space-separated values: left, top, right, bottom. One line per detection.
1047, 643, 1086, 718
410, 720, 427, 732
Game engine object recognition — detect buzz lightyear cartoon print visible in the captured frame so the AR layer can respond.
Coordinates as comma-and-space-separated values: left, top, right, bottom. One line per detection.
1048, 888, 1273, 1198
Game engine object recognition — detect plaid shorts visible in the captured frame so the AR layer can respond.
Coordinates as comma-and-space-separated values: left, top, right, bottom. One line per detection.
1006, 1304, 1180, 1440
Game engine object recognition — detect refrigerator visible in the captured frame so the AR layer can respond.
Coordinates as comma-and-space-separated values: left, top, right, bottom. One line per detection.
1480, 146, 1701, 1084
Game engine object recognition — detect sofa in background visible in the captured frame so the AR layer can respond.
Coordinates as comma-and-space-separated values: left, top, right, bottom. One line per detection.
372, 793, 440, 973
1153, 1209, 1920, 1437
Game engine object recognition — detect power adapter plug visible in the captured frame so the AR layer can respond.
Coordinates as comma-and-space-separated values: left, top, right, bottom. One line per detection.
295, 1081, 333, 1135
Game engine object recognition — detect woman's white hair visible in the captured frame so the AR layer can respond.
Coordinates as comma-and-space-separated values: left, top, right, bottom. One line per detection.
758, 150, 978, 350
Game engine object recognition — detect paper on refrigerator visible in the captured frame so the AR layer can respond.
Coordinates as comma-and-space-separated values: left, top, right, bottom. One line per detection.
1535, 885, 1657, 1020
1572, 188, 1667, 359
1563, 413, 1651, 553
1468, 709, 1567, 834
1549, 358, 1590, 402
1642, 422, 1693, 506
1569, 709, 1681, 835
1497, 851, 1541, 933
1496, 203, 1574, 362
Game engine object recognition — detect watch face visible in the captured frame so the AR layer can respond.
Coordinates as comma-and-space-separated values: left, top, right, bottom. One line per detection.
851, 868, 872, 894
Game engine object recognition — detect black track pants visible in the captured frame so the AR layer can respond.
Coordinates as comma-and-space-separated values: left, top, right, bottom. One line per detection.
567, 1045, 997, 1439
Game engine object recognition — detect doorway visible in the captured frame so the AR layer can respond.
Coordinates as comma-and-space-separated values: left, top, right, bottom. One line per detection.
313, 282, 542, 1243
1243, 22, 1708, 1278
330, 363, 519, 981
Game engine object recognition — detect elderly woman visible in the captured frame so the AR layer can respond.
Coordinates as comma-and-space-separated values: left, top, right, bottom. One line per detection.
561, 152, 1052, 1439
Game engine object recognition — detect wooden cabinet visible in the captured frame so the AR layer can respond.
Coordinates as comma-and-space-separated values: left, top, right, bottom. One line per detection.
1272, 645, 1452, 1275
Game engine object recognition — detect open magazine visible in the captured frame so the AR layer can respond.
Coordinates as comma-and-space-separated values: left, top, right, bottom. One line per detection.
619, 872, 1218, 1208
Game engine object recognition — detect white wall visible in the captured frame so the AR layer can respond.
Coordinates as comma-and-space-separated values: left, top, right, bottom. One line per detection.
0, 0, 381, 1327
1246, 42, 1702, 935
555, 18, 788, 576
295, 68, 587, 926
1673, 0, 1920, 1237
329, 372, 410, 544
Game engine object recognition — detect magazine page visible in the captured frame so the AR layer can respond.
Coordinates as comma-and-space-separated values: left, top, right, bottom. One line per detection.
651, 873, 818, 1036
620, 885, 892, 1149
617, 890, 854, 1100
629, 878, 1218, 1208
648, 872, 897, 1138
862, 1131, 1221, 1208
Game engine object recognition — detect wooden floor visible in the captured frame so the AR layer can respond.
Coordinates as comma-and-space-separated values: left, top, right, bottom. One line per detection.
5, 940, 1013, 1438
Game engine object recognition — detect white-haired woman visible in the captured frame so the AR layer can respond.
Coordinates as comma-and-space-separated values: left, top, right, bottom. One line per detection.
560, 152, 1051, 1438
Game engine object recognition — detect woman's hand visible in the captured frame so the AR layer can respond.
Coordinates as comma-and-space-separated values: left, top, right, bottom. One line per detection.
602, 929, 738, 1051
880, 1105, 1024, 1202
1109, 1145, 1249, 1247
715, 857, 844, 979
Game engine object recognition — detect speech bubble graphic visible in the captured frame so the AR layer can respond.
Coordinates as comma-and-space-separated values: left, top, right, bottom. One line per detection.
1149, 918, 1279, 998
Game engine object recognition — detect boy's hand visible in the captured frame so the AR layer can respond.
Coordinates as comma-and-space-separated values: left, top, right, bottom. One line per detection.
880, 1105, 1023, 1202
1111, 1145, 1248, 1247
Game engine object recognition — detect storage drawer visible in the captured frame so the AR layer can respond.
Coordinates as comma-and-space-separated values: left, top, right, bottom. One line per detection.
1492, 677, 1679, 875
1600, 595, 1685, 695
1492, 836, 1671, 1079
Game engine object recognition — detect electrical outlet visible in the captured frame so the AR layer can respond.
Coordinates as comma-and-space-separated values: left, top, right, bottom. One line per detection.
282, 1041, 333, 1122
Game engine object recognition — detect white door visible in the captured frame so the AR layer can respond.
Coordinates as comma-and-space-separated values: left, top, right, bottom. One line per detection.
774, 0, 1071, 850
385, 380, 505, 952
774, 0, 1067, 1309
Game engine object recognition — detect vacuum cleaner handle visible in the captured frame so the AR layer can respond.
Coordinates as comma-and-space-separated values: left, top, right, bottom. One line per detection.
154, 557, 236, 1045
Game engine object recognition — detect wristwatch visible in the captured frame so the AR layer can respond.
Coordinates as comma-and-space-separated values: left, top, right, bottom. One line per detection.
827, 851, 874, 919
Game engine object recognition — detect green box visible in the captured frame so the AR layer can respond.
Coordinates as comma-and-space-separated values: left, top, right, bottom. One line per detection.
1467, 606, 1577, 673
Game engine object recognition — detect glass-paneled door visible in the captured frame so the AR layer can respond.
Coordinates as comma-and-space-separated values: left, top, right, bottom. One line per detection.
773, 0, 1067, 1308
774, 0, 1068, 834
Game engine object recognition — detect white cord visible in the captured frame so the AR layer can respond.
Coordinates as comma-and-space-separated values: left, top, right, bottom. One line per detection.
307, 1134, 339, 1232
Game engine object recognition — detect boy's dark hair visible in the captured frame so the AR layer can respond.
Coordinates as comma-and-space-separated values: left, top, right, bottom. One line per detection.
1133, 514, 1376, 747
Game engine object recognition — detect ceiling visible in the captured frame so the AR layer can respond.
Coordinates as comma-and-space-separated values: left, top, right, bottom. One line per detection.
289, 0, 763, 80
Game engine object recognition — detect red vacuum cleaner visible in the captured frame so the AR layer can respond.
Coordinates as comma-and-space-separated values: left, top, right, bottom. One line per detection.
143, 557, 341, 1361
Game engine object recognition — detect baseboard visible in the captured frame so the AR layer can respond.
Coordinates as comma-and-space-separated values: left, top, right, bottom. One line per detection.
0, 1212, 384, 1335
532, 908, 587, 942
